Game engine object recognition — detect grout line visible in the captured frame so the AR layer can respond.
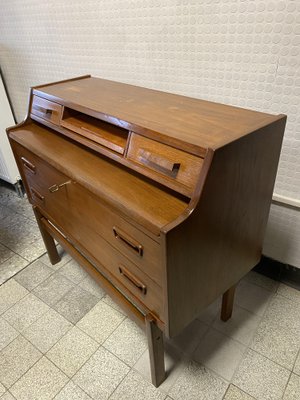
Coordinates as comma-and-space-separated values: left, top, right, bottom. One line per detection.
281, 370, 293, 400
106, 367, 131, 399
291, 348, 300, 373
3, 333, 44, 392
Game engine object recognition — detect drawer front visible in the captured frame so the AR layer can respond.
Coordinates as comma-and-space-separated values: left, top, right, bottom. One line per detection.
69, 183, 162, 285
31, 95, 62, 125
71, 222, 163, 319
127, 133, 203, 192
13, 143, 74, 230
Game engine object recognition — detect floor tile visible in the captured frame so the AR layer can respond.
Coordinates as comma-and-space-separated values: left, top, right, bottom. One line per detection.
22, 308, 72, 353
0, 211, 29, 230
102, 294, 126, 315
250, 322, 299, 371
213, 306, 261, 346
4, 195, 33, 219
73, 347, 129, 400
0, 318, 19, 352
1, 220, 40, 251
235, 281, 274, 316
10, 356, 68, 400
103, 318, 147, 366
32, 272, 75, 306
13, 239, 46, 263
0, 279, 29, 316
232, 349, 290, 400
79, 275, 105, 299
170, 319, 209, 355
283, 373, 300, 400
54, 381, 92, 400
134, 343, 185, 393
2, 293, 49, 333
46, 326, 98, 377
14, 260, 53, 291
277, 283, 300, 305
0, 244, 14, 264
197, 297, 221, 325
169, 360, 228, 400
76, 300, 125, 344
293, 351, 300, 375
0, 392, 16, 399
243, 271, 279, 292
223, 384, 255, 399
250, 295, 300, 369
0, 336, 42, 388
0, 255, 28, 285
193, 328, 245, 380
110, 369, 166, 400
53, 285, 98, 324
0, 204, 11, 218
39, 245, 72, 271
59, 259, 87, 284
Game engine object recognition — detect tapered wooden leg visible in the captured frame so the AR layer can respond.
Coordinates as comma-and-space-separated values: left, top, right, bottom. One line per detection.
33, 206, 61, 265
221, 284, 236, 322
145, 315, 165, 387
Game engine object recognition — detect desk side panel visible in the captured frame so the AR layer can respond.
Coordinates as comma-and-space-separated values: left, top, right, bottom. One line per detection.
165, 116, 286, 337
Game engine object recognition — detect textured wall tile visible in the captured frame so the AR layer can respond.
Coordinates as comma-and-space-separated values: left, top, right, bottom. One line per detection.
0, 0, 299, 265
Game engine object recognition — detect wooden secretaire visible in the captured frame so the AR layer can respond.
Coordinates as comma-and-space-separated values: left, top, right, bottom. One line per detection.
7, 75, 286, 386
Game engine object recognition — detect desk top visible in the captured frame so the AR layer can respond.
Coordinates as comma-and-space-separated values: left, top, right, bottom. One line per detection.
34, 75, 283, 152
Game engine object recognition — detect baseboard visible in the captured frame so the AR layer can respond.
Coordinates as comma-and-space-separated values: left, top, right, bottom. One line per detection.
254, 256, 300, 291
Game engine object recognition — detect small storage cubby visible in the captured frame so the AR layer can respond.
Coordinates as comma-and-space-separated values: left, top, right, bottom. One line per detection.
61, 107, 129, 154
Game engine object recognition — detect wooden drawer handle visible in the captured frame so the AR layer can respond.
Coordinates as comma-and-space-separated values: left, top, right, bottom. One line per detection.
49, 180, 72, 193
119, 265, 147, 295
21, 157, 36, 174
32, 105, 54, 115
113, 227, 143, 256
138, 149, 180, 178
31, 187, 44, 202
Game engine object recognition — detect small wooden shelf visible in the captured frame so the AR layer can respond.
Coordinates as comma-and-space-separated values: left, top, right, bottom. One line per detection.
61, 107, 128, 155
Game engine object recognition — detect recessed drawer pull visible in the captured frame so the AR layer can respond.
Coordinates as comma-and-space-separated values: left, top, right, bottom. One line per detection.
31, 187, 44, 202
49, 180, 72, 193
113, 227, 143, 256
119, 265, 147, 295
21, 157, 36, 174
138, 149, 181, 178
32, 105, 54, 115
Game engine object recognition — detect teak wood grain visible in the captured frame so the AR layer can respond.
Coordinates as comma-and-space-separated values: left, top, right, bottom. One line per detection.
127, 133, 203, 195
9, 125, 188, 236
31, 95, 63, 125
33, 76, 284, 153
7, 75, 286, 386
61, 108, 128, 154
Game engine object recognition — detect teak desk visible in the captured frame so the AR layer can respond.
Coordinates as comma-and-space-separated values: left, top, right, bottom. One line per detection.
7, 76, 286, 386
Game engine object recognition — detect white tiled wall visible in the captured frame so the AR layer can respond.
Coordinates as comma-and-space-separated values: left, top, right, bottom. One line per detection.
0, 0, 299, 266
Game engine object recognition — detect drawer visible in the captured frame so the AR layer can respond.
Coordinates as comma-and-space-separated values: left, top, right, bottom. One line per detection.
13, 143, 74, 230
69, 183, 163, 285
31, 95, 62, 125
13, 141, 163, 286
127, 133, 203, 193
71, 222, 163, 319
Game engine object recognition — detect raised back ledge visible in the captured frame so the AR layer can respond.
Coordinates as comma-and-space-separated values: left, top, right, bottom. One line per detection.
31, 88, 207, 158
32, 75, 283, 153
9, 123, 190, 237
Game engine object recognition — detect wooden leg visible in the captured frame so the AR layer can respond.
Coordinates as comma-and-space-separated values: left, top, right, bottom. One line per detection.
145, 315, 165, 387
33, 206, 61, 265
221, 284, 236, 322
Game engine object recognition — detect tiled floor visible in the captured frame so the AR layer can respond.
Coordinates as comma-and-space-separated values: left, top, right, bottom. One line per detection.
0, 182, 300, 400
